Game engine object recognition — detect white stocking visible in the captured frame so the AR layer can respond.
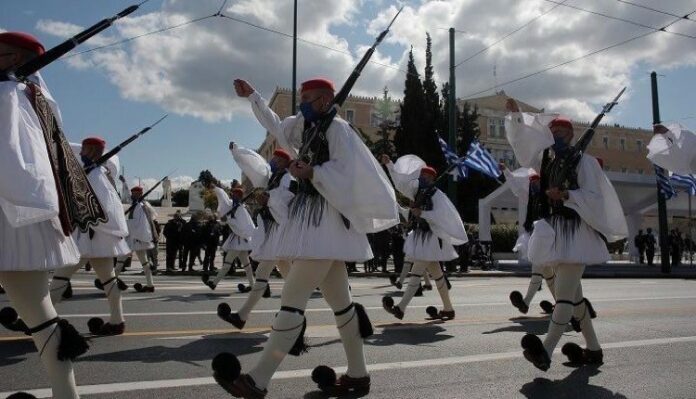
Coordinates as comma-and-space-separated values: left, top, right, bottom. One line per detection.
397, 261, 428, 313
397, 262, 411, 285
212, 251, 236, 286
49, 261, 83, 304
543, 264, 584, 356
0, 271, 79, 398
428, 262, 453, 312
237, 261, 275, 321
91, 258, 124, 324
248, 260, 334, 390
135, 251, 153, 287
321, 261, 368, 378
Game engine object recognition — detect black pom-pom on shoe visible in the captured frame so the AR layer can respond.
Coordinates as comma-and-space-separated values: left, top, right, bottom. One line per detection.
539, 300, 554, 314
312, 365, 337, 388
426, 306, 439, 319
521, 334, 550, 371
94, 279, 104, 291
87, 318, 105, 335
509, 291, 529, 314
0, 307, 28, 334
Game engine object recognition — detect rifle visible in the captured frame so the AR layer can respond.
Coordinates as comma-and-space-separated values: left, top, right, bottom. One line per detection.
9, 1, 149, 82
541, 87, 626, 195
124, 171, 174, 215
85, 114, 167, 174
223, 188, 260, 219
298, 7, 402, 164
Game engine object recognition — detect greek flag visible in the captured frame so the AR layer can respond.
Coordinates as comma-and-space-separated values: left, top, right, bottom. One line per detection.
670, 173, 696, 196
438, 137, 467, 180
462, 140, 502, 179
655, 165, 676, 199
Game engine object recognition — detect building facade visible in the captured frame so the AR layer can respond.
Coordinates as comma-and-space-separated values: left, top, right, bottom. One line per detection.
465, 91, 655, 175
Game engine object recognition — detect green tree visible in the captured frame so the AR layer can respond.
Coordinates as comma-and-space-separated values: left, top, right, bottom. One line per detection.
171, 188, 189, 207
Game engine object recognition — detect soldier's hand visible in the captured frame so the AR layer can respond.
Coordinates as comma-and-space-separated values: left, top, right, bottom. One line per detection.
410, 207, 422, 217
379, 154, 391, 165
546, 187, 568, 201
289, 160, 314, 180
233, 79, 255, 98
229, 141, 235, 151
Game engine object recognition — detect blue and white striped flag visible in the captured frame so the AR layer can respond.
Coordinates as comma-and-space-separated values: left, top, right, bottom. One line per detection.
438, 137, 467, 180
670, 173, 696, 196
655, 165, 676, 199
463, 140, 502, 179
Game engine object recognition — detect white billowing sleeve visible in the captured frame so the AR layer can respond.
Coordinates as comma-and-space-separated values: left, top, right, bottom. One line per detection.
564, 154, 628, 242
129, 205, 153, 242
385, 155, 426, 201
420, 190, 468, 246
0, 81, 60, 227
268, 173, 294, 224
89, 169, 129, 237
228, 205, 256, 239
230, 143, 271, 188
504, 112, 556, 170
143, 201, 158, 220
647, 123, 696, 175
504, 167, 534, 199
213, 187, 234, 217
248, 91, 302, 158
311, 119, 399, 233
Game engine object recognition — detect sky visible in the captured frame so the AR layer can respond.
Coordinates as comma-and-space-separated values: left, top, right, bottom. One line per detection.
2, 0, 696, 195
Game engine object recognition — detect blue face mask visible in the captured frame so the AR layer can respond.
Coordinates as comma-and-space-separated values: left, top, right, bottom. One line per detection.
269, 159, 279, 174
81, 155, 94, 166
418, 177, 431, 188
299, 96, 323, 122
552, 135, 568, 152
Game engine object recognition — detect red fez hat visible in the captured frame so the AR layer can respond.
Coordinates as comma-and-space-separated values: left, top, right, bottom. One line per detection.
529, 174, 540, 182
82, 136, 106, 150
421, 166, 437, 178
232, 188, 244, 197
301, 78, 335, 93
548, 117, 573, 131
0, 32, 45, 55
131, 186, 144, 193
595, 157, 604, 169
272, 148, 292, 161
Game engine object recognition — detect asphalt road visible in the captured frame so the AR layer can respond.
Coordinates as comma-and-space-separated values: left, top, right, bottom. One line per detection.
2, 267, 696, 398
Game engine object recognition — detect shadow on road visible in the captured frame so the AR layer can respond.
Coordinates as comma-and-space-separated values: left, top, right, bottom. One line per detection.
482, 316, 549, 335
367, 324, 454, 347
520, 366, 627, 399
0, 340, 36, 367
77, 334, 266, 366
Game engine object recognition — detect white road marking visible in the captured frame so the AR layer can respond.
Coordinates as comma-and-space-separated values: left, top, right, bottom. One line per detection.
57, 295, 696, 318
4, 334, 696, 398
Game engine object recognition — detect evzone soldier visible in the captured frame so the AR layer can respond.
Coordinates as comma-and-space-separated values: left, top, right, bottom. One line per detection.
124, 186, 159, 293
380, 155, 467, 321
504, 167, 557, 315
49, 137, 131, 336
0, 32, 96, 398
505, 99, 627, 370
211, 78, 398, 398
217, 144, 293, 329
389, 208, 431, 295
202, 185, 256, 291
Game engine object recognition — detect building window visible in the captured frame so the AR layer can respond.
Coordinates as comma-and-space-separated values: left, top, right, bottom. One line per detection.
488, 118, 505, 138
345, 109, 355, 124
603, 136, 609, 149
638, 169, 644, 175
636, 140, 643, 153
621, 167, 628, 173
620, 138, 626, 151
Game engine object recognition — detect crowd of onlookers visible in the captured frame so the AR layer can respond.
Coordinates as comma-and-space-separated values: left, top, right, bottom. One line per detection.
634, 228, 694, 266
156, 211, 495, 275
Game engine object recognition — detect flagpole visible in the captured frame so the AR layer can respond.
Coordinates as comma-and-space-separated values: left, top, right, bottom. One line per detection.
690, 192, 693, 266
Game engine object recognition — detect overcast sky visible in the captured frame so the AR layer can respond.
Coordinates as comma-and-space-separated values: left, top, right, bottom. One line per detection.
3, 0, 695, 193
